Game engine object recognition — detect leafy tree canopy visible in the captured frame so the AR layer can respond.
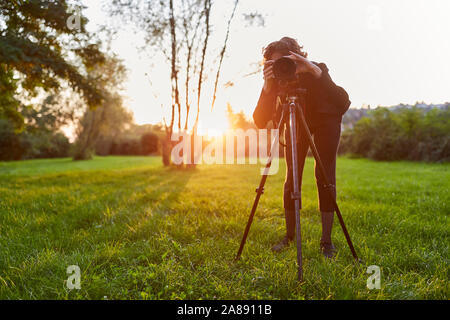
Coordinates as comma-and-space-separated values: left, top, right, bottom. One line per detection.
0, 0, 106, 130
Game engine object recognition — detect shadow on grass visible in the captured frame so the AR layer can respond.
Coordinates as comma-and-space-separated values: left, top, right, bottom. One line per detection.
2, 165, 196, 261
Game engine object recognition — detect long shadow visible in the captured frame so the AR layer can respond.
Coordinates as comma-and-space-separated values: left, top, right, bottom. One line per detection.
2, 166, 195, 261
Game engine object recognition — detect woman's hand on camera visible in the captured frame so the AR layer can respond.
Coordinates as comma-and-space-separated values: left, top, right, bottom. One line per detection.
287, 50, 322, 78
263, 60, 274, 93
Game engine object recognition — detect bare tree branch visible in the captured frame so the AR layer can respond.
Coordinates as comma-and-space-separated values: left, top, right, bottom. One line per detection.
211, 0, 239, 112
193, 0, 211, 131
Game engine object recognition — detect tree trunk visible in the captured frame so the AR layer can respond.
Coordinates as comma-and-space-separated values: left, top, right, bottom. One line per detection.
162, 134, 172, 166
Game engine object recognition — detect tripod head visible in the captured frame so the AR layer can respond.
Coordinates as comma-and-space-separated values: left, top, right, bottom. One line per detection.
273, 86, 307, 128
277, 87, 307, 104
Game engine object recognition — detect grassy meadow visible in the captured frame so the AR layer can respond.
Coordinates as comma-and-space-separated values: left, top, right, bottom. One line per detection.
0, 156, 448, 299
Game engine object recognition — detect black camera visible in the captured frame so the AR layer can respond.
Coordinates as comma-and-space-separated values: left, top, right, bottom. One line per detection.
272, 57, 299, 95
272, 57, 297, 84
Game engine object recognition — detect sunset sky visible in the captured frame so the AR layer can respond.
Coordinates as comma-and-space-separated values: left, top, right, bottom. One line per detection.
82, 0, 450, 133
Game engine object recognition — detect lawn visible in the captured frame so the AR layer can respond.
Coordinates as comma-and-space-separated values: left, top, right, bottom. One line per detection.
0, 156, 448, 299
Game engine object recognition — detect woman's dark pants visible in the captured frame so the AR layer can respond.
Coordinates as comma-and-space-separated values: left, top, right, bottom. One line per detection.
283, 118, 341, 239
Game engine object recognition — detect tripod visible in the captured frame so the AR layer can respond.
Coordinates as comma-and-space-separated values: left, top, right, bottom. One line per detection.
235, 88, 359, 282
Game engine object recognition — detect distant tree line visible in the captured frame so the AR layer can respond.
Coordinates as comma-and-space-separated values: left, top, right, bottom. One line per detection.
95, 124, 162, 157
339, 104, 450, 162
0, 118, 162, 161
225, 103, 449, 163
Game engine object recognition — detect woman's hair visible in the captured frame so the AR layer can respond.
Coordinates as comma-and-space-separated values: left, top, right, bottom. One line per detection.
262, 36, 307, 61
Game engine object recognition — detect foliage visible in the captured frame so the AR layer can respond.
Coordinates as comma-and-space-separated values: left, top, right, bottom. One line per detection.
22, 94, 76, 132
0, 0, 114, 160
0, 156, 448, 299
0, 94, 73, 161
341, 107, 369, 131
0, 121, 70, 161
339, 105, 450, 162
226, 103, 256, 130
95, 124, 162, 156
0, 0, 105, 117
72, 56, 131, 160
141, 132, 159, 155
0, 119, 23, 160
20, 130, 70, 159
0, 65, 23, 131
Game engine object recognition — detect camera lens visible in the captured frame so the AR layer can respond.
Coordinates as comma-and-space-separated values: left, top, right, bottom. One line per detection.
272, 57, 297, 81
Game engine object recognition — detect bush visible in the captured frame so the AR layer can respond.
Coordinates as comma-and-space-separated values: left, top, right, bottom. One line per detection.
0, 119, 23, 160
20, 131, 70, 159
94, 131, 161, 156
0, 118, 71, 161
110, 138, 142, 155
141, 132, 159, 155
339, 105, 450, 162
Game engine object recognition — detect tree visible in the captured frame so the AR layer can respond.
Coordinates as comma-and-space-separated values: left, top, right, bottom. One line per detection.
21, 93, 77, 133
0, 0, 105, 130
73, 55, 132, 160
226, 103, 255, 130
0, 92, 74, 161
108, 0, 241, 166
0, 65, 22, 131
18, 93, 74, 159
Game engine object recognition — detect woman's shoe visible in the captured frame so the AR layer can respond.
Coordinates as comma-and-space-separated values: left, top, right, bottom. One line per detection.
271, 236, 293, 252
320, 241, 337, 259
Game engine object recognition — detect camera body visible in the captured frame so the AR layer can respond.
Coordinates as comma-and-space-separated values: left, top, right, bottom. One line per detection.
272, 57, 301, 97
272, 57, 297, 87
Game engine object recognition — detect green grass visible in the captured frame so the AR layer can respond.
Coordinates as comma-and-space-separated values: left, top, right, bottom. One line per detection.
0, 156, 448, 299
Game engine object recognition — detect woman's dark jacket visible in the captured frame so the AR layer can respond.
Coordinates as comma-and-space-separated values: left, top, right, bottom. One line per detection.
253, 62, 351, 128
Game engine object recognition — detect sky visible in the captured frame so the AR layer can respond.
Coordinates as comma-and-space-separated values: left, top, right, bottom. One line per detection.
81, 0, 450, 133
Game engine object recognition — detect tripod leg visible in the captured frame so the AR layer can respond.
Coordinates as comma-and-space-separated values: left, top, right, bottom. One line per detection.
295, 105, 359, 261
288, 103, 303, 282
234, 161, 271, 261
